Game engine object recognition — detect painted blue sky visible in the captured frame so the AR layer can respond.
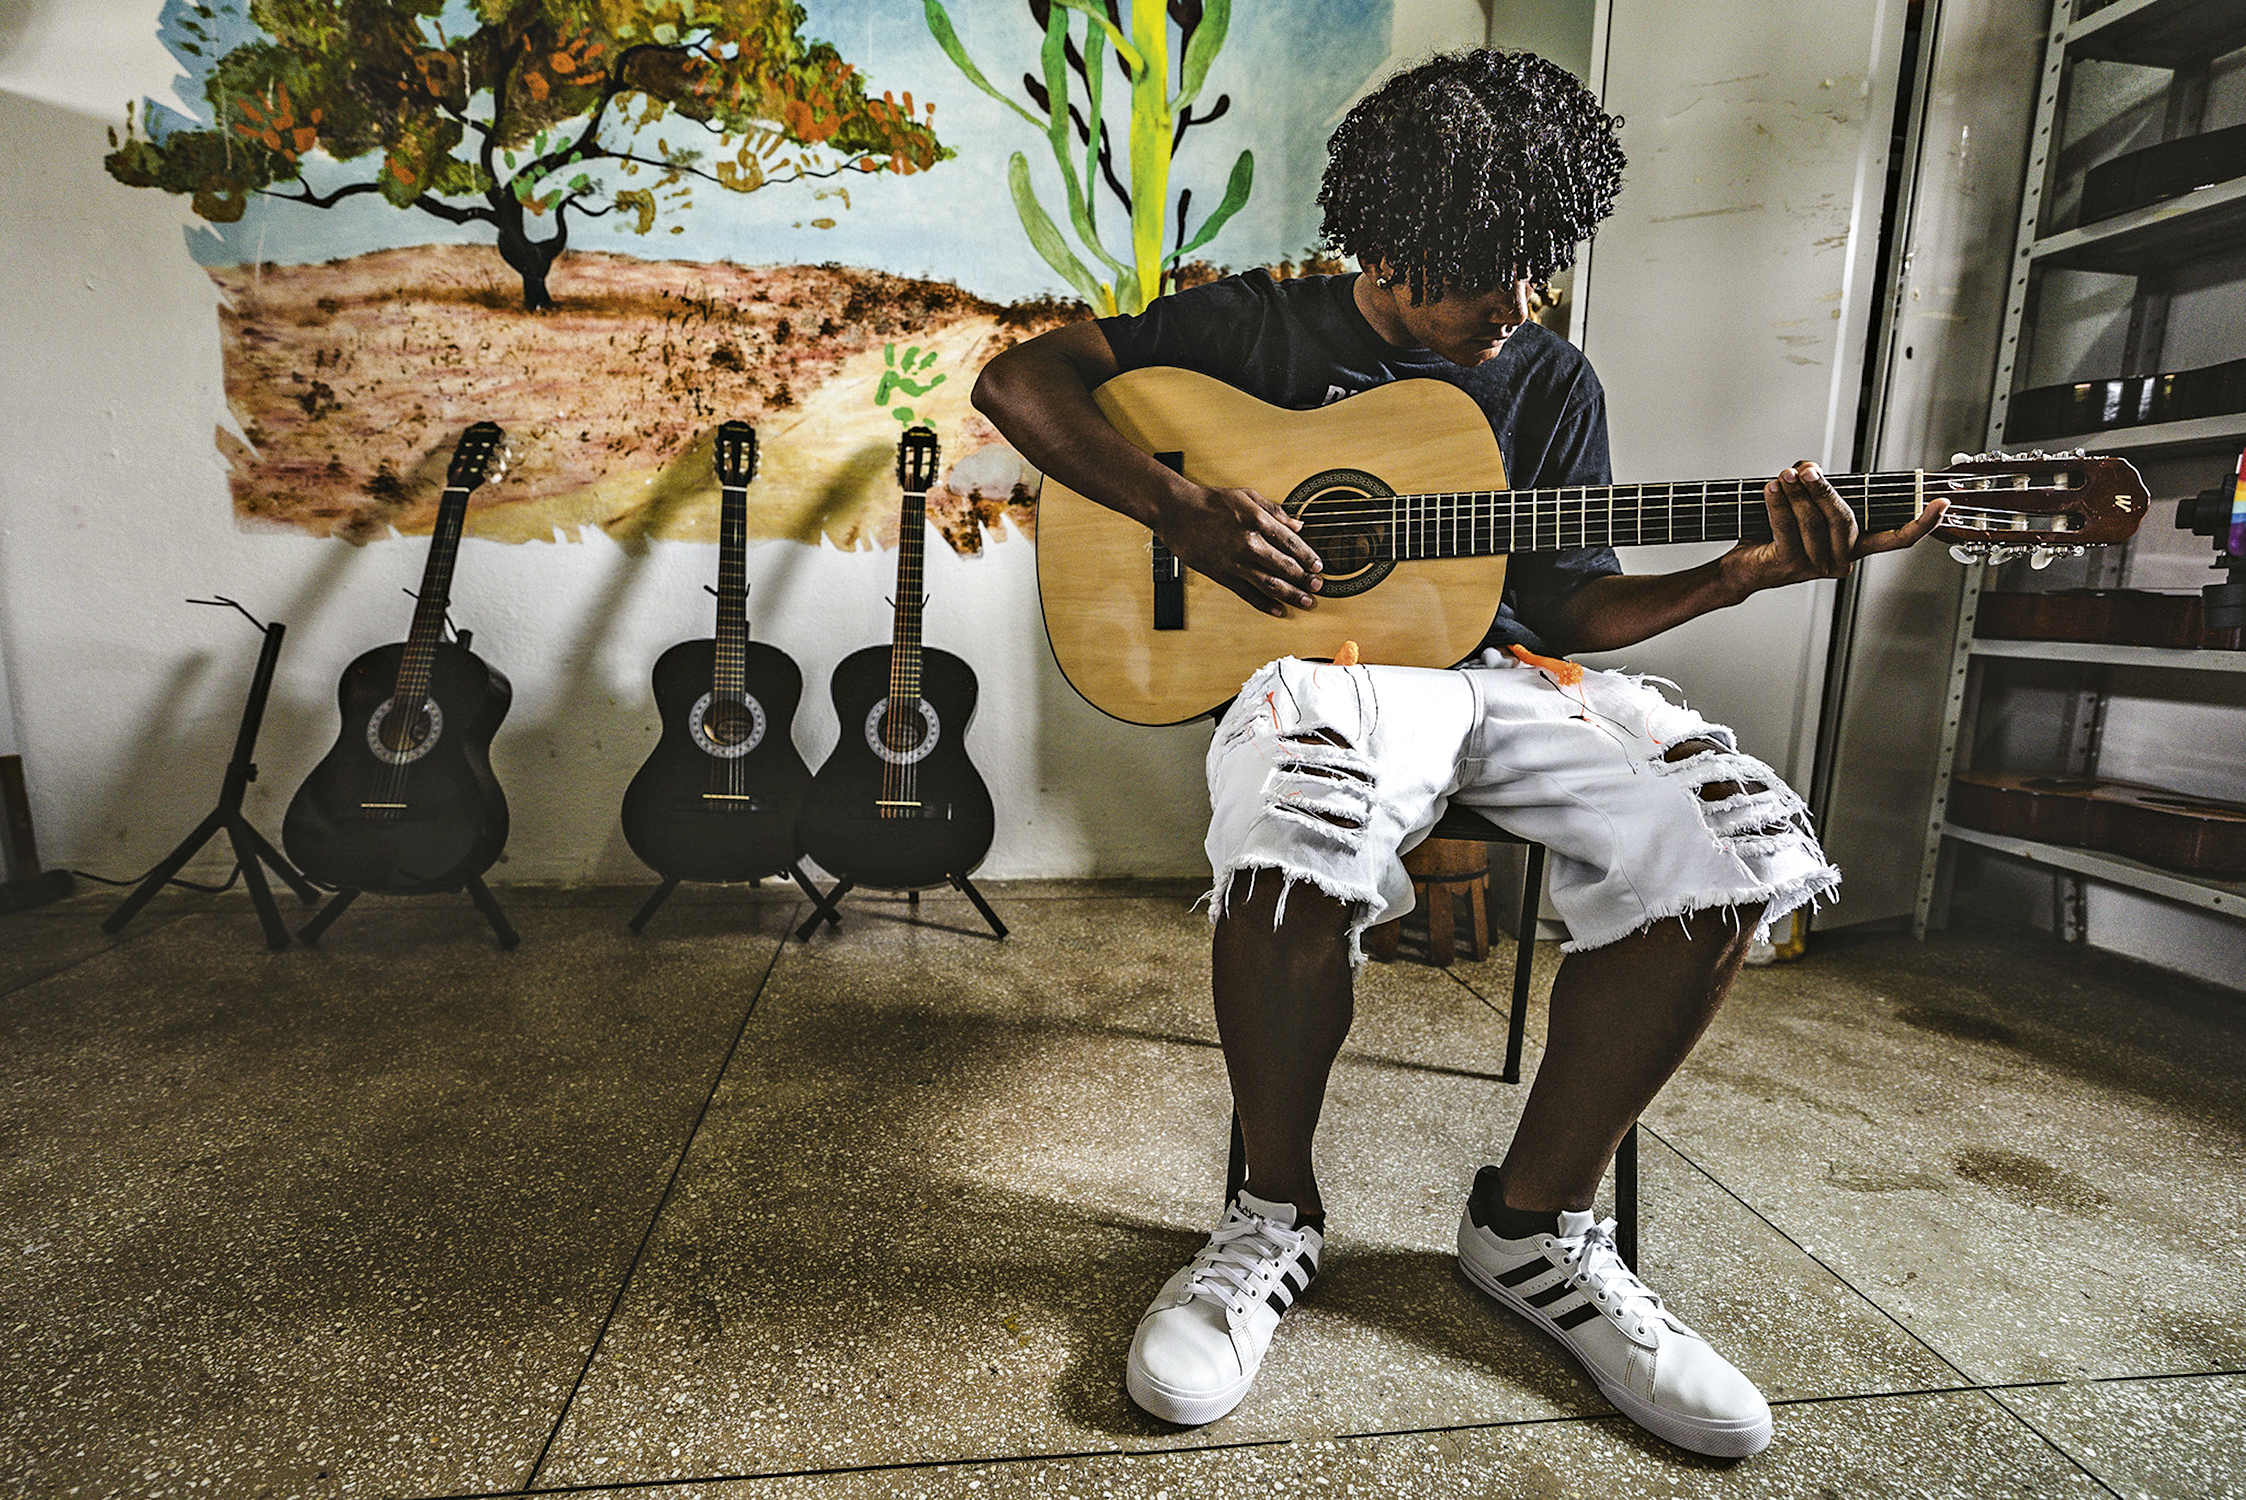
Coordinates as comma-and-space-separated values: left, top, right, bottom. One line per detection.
157, 0, 1394, 304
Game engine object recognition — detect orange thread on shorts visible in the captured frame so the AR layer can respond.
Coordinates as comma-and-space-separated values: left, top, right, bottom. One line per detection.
1265, 691, 1281, 731
1508, 643, 1584, 686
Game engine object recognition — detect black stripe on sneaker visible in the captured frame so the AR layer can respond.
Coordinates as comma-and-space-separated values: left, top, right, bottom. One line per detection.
1552, 1302, 1602, 1331
1282, 1267, 1309, 1296
1266, 1289, 1290, 1315
1525, 1280, 1577, 1308
1496, 1260, 1551, 1289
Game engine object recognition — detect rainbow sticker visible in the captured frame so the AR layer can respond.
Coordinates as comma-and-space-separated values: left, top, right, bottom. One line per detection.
2231, 448, 2246, 557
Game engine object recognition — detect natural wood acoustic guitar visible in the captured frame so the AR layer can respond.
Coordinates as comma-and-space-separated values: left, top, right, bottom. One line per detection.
1035, 367, 2150, 725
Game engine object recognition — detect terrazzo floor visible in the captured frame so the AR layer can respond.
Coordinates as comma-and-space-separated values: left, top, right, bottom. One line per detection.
1, 878, 2240, 1499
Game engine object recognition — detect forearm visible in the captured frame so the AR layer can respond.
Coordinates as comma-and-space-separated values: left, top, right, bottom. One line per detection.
970, 335, 1191, 529
1533, 556, 1756, 656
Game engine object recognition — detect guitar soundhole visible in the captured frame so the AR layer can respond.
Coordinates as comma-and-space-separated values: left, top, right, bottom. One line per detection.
1288, 468, 1395, 600
366, 698, 445, 766
690, 691, 767, 759
866, 698, 941, 765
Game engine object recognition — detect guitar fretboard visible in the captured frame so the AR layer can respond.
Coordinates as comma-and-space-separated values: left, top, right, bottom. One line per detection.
393, 484, 472, 711
886, 482, 928, 741
713, 480, 750, 694
1329, 473, 1938, 559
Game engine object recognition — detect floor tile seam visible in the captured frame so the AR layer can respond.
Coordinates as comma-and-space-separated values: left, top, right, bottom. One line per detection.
517, 904, 803, 1494
1636, 1120, 1988, 1390
0, 908, 198, 1001
423, 1437, 1298, 1499
1974, 1385, 2128, 1500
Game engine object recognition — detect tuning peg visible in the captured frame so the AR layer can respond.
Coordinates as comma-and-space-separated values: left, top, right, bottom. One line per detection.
1949, 544, 1988, 565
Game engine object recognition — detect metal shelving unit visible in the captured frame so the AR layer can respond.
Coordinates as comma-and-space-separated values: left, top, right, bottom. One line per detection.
1915, 0, 2246, 940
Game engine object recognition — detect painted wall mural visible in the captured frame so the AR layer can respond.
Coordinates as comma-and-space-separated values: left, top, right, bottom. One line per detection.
105, 0, 1390, 552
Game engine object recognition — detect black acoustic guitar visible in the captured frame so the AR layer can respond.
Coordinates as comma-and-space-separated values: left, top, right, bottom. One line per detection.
284, 423, 513, 897
621, 422, 825, 924
797, 426, 1000, 926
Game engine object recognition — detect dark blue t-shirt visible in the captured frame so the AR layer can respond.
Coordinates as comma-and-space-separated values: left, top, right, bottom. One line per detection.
1097, 270, 1620, 655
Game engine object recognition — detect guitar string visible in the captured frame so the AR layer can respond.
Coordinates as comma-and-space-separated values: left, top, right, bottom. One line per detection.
382, 479, 467, 816
1279, 474, 2072, 530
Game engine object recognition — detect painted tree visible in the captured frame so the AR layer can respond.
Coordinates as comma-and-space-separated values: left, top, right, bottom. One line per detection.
107, 0, 949, 310
925, 0, 1249, 314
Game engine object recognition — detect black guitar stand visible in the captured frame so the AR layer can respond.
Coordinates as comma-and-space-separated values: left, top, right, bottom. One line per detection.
296, 870, 519, 951
792, 872, 1007, 942
629, 860, 840, 934
101, 600, 322, 950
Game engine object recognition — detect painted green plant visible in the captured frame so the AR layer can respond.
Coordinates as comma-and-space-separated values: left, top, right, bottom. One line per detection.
924, 0, 1251, 315
106, 0, 950, 311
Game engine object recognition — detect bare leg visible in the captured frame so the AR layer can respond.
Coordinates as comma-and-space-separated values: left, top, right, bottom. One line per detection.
1500, 736, 1774, 1214
1497, 903, 1760, 1213
1212, 874, 1355, 1219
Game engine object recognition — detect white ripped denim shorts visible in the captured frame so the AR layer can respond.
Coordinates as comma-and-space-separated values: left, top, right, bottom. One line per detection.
1205, 653, 1840, 961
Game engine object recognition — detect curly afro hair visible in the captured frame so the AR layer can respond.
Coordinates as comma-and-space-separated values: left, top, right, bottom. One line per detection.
1317, 49, 1625, 306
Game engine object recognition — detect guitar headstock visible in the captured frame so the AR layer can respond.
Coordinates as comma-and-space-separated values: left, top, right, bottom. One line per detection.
446, 422, 508, 491
896, 424, 942, 494
715, 421, 759, 487
1932, 452, 2149, 566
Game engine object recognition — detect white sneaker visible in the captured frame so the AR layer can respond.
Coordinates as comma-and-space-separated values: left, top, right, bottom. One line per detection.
1125, 1189, 1322, 1425
1457, 1168, 1773, 1457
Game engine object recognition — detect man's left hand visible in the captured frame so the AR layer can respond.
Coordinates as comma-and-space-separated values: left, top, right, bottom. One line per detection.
1719, 460, 1948, 598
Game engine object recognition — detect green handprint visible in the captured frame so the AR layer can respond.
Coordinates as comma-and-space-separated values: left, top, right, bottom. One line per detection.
875, 342, 947, 424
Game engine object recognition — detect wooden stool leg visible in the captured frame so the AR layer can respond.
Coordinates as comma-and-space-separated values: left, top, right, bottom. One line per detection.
1366, 916, 1401, 962
1465, 874, 1490, 961
1427, 880, 1456, 966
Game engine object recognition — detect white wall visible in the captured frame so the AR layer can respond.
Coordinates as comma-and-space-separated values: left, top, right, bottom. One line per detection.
1574, 0, 1909, 793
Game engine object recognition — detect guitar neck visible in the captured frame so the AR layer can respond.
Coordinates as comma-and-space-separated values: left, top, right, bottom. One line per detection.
889, 484, 929, 701
1358, 472, 1934, 558
714, 480, 750, 694
396, 484, 473, 697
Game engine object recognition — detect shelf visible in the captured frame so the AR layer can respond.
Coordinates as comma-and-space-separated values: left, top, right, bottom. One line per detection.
2000, 409, 2246, 458
2067, 0, 2246, 69
1970, 638, 2246, 671
1943, 822, 2246, 915
2033, 174, 2246, 273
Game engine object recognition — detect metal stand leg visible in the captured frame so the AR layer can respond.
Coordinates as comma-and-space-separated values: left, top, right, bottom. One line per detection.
950, 874, 1008, 940
797, 878, 854, 940
297, 887, 360, 945
628, 877, 680, 933
462, 872, 520, 950
1501, 844, 1543, 1085
226, 822, 293, 951
1615, 1125, 1640, 1268
102, 809, 225, 935
790, 862, 842, 930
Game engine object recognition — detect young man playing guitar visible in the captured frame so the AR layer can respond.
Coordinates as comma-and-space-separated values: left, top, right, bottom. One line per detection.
973, 49, 1944, 1457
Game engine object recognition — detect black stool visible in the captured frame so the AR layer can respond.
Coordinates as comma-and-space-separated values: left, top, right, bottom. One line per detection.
1224, 806, 1640, 1264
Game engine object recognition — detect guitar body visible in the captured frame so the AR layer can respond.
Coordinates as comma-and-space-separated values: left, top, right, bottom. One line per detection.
621, 638, 812, 882
797, 645, 995, 891
283, 641, 512, 895
1038, 368, 1511, 725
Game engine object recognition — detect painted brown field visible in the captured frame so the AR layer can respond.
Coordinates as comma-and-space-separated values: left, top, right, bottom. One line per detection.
211, 245, 1080, 553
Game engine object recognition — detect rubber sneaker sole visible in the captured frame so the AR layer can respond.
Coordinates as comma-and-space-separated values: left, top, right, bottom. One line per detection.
1125, 1357, 1256, 1427
1457, 1240, 1774, 1459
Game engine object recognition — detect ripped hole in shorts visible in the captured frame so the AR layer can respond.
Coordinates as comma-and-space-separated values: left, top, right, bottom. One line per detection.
1658, 738, 1812, 847
1253, 727, 1376, 834
1274, 729, 1374, 830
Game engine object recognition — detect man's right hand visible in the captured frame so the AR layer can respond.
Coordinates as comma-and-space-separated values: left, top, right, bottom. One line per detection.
1156, 483, 1325, 617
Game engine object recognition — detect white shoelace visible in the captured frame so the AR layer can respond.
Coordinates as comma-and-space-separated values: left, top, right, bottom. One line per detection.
1184, 1207, 1307, 1319
1556, 1217, 1667, 1340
